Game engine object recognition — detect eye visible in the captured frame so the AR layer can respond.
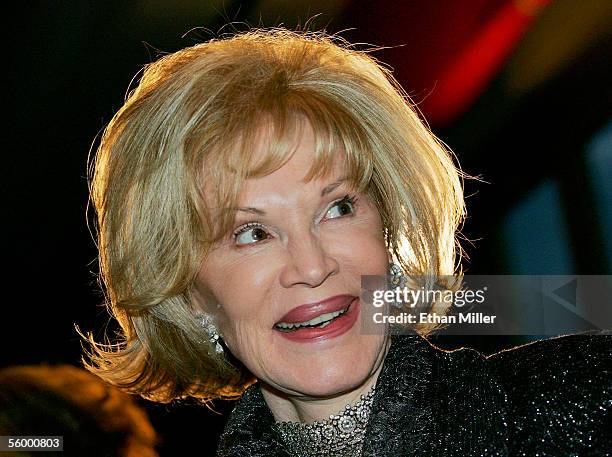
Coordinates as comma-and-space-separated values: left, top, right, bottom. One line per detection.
325, 194, 358, 220
233, 223, 271, 246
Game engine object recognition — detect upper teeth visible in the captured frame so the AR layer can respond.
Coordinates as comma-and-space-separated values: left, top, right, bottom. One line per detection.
275, 307, 348, 330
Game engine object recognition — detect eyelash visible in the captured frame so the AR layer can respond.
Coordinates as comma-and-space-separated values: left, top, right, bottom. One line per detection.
232, 194, 359, 244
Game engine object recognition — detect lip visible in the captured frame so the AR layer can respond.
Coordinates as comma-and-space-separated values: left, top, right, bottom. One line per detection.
274, 297, 360, 343
275, 294, 357, 324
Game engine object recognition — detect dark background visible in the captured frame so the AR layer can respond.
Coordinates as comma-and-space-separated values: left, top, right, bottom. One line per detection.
6, 1, 611, 455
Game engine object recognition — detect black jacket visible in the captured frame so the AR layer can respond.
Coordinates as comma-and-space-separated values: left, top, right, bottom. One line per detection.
216, 332, 612, 456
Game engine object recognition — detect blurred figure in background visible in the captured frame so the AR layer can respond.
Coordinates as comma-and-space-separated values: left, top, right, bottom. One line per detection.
0, 364, 159, 457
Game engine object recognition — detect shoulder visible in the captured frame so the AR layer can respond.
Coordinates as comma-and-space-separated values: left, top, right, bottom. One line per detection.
216, 383, 286, 457
485, 331, 612, 389
485, 332, 612, 455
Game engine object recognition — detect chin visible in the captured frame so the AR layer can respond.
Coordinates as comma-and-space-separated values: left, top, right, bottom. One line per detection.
302, 367, 372, 397
279, 337, 385, 397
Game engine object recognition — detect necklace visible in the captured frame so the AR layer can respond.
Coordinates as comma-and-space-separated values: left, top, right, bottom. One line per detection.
270, 384, 377, 457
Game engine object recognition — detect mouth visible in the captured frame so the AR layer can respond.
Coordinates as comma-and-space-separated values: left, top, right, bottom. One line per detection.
273, 301, 353, 332
273, 297, 360, 343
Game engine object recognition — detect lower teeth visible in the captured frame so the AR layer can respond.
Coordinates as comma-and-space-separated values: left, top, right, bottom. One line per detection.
278, 306, 349, 332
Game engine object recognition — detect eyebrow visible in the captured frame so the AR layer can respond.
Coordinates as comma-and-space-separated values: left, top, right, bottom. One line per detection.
229, 177, 349, 216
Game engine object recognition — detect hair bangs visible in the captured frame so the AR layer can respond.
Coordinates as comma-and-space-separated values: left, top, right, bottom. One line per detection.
241, 91, 375, 195
292, 94, 374, 194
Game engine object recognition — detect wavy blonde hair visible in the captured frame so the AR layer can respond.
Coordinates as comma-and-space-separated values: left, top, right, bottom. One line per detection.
80, 28, 470, 404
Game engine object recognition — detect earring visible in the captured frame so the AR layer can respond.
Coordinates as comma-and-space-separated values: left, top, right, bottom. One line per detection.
389, 262, 408, 287
199, 313, 224, 354
389, 263, 407, 309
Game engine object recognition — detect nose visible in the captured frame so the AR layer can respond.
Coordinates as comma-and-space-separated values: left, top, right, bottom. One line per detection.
279, 228, 339, 288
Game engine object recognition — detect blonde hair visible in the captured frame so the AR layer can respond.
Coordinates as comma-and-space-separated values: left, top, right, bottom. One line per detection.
80, 28, 470, 404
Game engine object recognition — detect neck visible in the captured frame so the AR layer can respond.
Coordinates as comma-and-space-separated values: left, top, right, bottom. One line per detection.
260, 337, 391, 424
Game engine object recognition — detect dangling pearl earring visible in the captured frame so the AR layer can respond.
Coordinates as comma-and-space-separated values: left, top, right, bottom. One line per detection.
199, 313, 224, 354
389, 262, 407, 309
389, 263, 406, 286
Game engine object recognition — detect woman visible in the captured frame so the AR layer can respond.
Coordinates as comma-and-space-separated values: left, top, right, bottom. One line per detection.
82, 28, 612, 456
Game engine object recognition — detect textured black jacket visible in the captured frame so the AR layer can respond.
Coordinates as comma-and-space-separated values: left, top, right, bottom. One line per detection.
216, 332, 612, 456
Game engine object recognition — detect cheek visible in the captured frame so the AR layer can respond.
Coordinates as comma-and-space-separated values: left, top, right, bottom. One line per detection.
197, 253, 281, 337
338, 228, 386, 261
325, 213, 389, 274
199, 263, 256, 312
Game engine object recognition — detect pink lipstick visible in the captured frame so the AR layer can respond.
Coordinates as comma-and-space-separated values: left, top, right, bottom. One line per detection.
274, 295, 360, 343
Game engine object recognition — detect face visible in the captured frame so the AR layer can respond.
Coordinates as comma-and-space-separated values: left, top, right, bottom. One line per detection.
195, 119, 391, 398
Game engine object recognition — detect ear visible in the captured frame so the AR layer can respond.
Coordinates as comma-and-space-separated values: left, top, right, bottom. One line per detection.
190, 282, 221, 314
